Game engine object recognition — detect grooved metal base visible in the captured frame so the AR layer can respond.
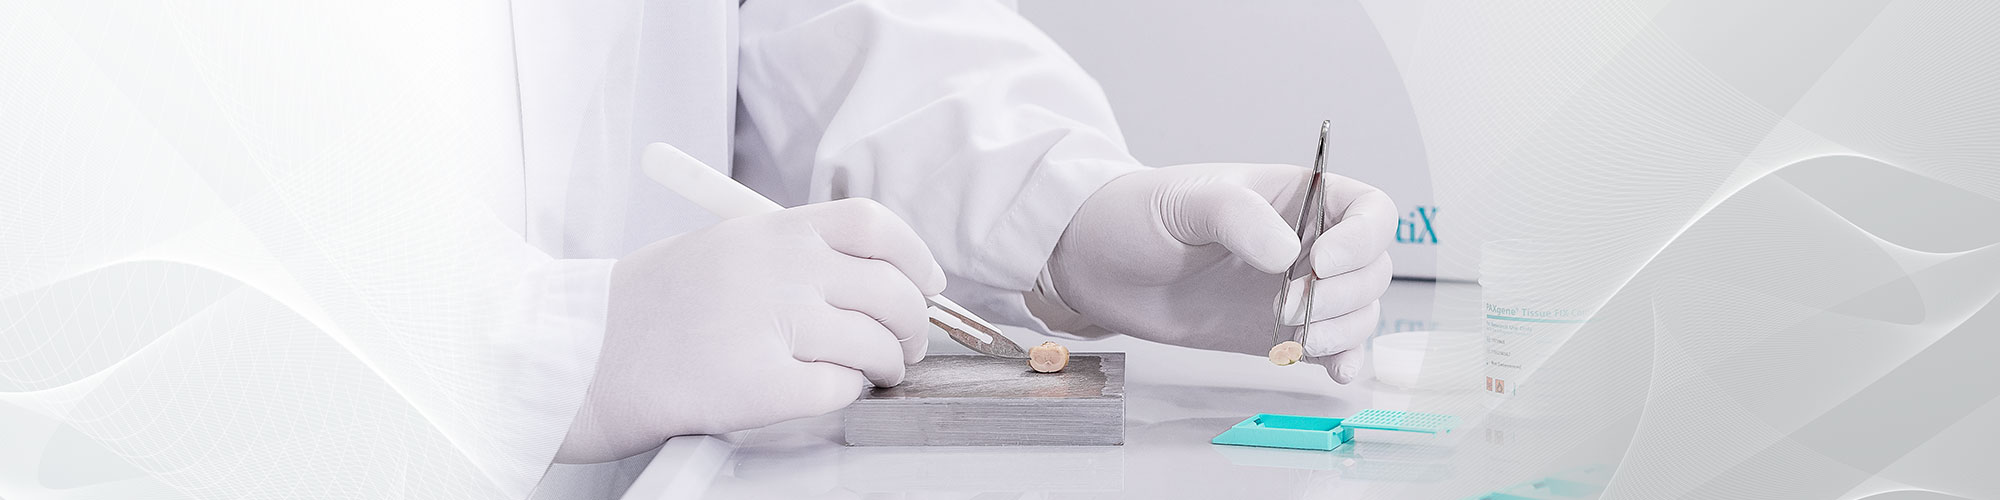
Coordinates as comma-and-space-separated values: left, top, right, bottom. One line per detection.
844, 353, 1125, 446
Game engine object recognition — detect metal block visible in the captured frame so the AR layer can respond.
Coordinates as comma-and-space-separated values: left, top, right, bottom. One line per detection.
843, 353, 1125, 446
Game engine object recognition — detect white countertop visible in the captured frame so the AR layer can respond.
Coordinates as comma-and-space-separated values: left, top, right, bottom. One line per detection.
618, 280, 1536, 500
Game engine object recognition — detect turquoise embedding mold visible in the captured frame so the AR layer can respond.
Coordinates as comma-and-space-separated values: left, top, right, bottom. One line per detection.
1210, 410, 1460, 451
1210, 413, 1356, 451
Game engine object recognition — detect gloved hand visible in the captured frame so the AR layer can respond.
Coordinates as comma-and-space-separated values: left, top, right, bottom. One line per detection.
1044, 163, 1396, 383
556, 198, 945, 463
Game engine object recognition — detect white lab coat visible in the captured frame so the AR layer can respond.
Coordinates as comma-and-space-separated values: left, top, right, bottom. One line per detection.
0, 1, 1136, 498
507, 0, 1141, 497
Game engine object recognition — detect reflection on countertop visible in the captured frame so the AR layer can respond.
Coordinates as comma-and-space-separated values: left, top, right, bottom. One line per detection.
617, 279, 1566, 500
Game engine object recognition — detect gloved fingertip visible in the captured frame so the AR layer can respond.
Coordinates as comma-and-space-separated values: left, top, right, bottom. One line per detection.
1247, 235, 1303, 274
872, 371, 905, 388
1332, 363, 1358, 384
1310, 244, 1351, 279
802, 366, 870, 414
924, 263, 948, 296
903, 335, 928, 365
1321, 349, 1365, 384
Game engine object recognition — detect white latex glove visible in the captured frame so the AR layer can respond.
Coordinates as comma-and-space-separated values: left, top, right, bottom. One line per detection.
1045, 163, 1396, 383
555, 199, 945, 463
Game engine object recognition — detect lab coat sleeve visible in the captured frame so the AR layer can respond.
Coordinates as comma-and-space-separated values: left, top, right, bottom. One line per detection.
735, 0, 1146, 332
502, 258, 616, 498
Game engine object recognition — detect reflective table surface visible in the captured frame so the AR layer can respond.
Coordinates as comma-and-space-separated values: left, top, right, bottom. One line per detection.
618, 279, 1554, 500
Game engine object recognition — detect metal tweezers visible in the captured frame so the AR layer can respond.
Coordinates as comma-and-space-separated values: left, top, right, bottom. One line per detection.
1275, 121, 1334, 349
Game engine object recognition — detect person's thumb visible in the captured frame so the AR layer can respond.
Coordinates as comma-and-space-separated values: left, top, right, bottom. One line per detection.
1171, 183, 1300, 274
1309, 349, 1365, 385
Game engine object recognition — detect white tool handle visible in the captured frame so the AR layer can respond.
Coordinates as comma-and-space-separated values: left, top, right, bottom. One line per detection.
642, 142, 783, 218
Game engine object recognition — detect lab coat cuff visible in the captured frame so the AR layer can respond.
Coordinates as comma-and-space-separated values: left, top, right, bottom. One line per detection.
503, 258, 616, 499
965, 158, 1142, 331
1023, 265, 1117, 339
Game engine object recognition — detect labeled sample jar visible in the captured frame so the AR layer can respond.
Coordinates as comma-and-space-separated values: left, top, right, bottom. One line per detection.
1480, 239, 1592, 404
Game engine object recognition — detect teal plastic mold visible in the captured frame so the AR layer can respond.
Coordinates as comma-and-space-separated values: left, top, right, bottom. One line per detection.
1210, 413, 1355, 451
1341, 409, 1460, 434
1211, 409, 1461, 451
